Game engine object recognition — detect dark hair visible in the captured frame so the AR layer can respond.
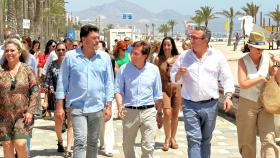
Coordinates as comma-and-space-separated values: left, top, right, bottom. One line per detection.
22, 36, 32, 48
99, 40, 106, 48
194, 26, 212, 42
32, 40, 40, 50
63, 38, 73, 43
132, 41, 151, 57
44, 39, 57, 55
158, 37, 179, 57
242, 44, 250, 53
1, 38, 29, 69
80, 25, 99, 39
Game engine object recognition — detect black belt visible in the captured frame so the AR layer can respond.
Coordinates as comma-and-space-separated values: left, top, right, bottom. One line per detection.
187, 98, 215, 104
125, 105, 154, 110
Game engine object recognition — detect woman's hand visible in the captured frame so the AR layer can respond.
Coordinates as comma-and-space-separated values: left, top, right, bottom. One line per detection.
23, 112, 33, 125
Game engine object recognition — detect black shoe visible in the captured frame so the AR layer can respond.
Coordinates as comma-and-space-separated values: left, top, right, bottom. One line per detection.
57, 142, 65, 152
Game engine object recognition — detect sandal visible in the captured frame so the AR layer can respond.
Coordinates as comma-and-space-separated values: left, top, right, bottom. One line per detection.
162, 143, 169, 151
170, 139, 178, 149
64, 151, 72, 158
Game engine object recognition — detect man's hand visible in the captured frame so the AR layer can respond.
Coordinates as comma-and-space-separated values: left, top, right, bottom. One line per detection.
223, 98, 233, 112
118, 105, 126, 119
103, 106, 112, 122
156, 112, 163, 129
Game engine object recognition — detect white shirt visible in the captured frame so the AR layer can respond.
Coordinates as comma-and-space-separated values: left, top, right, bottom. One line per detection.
170, 48, 235, 102
42, 50, 57, 75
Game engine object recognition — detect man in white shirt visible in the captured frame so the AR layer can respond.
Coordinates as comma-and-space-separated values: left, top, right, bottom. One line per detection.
170, 26, 235, 158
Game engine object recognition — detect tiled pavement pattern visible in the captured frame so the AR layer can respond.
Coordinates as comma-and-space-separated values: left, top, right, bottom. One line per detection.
0, 113, 261, 158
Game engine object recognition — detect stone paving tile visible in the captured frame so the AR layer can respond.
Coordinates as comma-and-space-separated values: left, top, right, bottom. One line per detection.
0, 114, 262, 158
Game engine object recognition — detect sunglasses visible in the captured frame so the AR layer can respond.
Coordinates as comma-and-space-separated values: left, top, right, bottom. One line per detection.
73, 45, 78, 48
10, 78, 17, 90
56, 49, 66, 52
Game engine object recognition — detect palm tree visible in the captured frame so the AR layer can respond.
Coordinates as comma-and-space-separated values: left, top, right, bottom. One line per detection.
34, 0, 44, 40
267, 4, 280, 32
0, 0, 4, 42
241, 2, 260, 24
28, 0, 35, 37
7, 0, 17, 33
151, 23, 155, 40
145, 23, 149, 35
168, 19, 177, 37
158, 24, 170, 37
195, 6, 216, 28
217, 7, 243, 46
15, 0, 23, 36
106, 24, 114, 29
191, 15, 203, 26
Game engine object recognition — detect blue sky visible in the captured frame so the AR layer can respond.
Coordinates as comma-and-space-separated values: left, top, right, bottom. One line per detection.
66, 0, 280, 15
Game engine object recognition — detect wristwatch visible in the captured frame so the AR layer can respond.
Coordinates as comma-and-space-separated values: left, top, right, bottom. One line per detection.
224, 92, 233, 100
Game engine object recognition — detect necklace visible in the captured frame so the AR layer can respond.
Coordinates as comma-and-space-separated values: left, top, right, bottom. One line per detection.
7, 62, 21, 81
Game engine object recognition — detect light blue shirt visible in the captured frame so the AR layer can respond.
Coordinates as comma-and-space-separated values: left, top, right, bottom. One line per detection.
115, 62, 162, 107
27, 54, 37, 76
55, 48, 114, 113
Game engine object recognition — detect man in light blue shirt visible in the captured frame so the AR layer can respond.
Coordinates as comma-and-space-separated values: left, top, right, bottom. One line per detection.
115, 41, 163, 158
56, 25, 114, 158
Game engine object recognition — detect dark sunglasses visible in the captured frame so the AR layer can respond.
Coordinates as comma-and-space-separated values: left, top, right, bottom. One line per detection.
73, 45, 78, 47
57, 49, 66, 52
10, 78, 17, 90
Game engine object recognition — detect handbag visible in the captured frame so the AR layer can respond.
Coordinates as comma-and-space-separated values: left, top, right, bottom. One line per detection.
260, 76, 280, 114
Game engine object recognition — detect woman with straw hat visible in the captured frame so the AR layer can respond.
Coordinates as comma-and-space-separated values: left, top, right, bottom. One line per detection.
237, 31, 280, 158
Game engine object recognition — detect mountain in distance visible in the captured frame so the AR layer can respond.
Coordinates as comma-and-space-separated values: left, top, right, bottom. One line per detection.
73, 0, 241, 37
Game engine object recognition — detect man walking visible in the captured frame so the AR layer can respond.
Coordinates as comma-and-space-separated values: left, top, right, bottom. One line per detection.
170, 26, 235, 158
115, 41, 163, 158
56, 24, 114, 158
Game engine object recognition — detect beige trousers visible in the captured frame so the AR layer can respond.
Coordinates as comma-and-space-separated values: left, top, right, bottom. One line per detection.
237, 97, 279, 158
122, 107, 157, 158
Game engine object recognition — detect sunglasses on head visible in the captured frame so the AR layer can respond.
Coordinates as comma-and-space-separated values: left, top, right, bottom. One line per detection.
10, 78, 17, 90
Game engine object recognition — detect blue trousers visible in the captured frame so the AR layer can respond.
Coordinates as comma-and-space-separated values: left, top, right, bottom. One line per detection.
71, 109, 102, 158
182, 99, 218, 158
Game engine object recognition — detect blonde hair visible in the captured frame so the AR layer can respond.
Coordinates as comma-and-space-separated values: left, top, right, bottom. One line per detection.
1, 38, 29, 69
182, 40, 191, 50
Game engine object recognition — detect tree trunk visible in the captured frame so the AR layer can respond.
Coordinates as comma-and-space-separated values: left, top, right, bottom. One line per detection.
7, 0, 16, 33
0, 0, 4, 42
16, 0, 24, 36
227, 19, 233, 46
28, 0, 35, 38
34, 0, 44, 41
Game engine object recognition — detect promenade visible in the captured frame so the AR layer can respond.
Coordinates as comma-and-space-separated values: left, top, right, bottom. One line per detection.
0, 113, 261, 158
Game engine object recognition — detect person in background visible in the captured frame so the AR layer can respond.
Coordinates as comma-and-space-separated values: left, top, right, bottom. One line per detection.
124, 37, 132, 53
182, 39, 192, 51
45, 42, 74, 157
0, 38, 40, 158
113, 40, 130, 72
56, 24, 114, 158
170, 26, 235, 158
30, 40, 41, 65
40, 40, 57, 118
154, 37, 181, 151
39, 39, 57, 79
64, 38, 73, 51
147, 40, 160, 63
98, 40, 115, 157
73, 40, 80, 49
237, 32, 280, 158
115, 41, 163, 158
21, 36, 38, 76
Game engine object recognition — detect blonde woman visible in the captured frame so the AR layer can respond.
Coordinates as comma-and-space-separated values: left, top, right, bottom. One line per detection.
0, 38, 40, 158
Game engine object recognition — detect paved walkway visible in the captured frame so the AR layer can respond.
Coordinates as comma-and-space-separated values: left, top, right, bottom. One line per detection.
0, 113, 261, 158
